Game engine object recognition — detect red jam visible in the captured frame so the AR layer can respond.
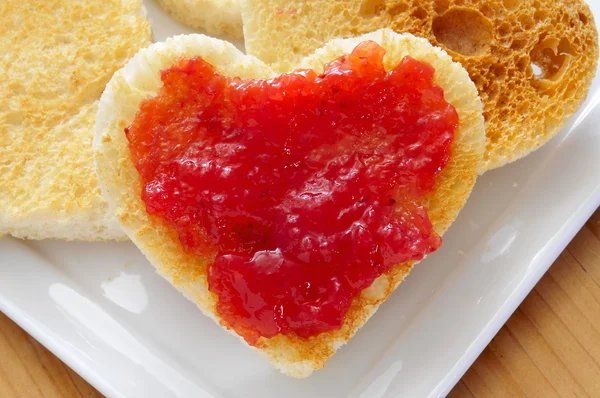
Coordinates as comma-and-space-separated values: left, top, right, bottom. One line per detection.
126, 41, 458, 344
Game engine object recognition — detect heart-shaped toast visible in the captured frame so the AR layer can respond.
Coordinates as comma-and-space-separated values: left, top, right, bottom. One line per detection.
94, 29, 484, 377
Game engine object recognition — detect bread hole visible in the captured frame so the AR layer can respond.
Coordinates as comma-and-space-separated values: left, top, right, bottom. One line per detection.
516, 56, 529, 71
411, 7, 427, 20
517, 102, 529, 115
434, 0, 450, 14
479, 4, 494, 18
486, 83, 499, 100
359, 0, 385, 17
518, 15, 534, 30
510, 38, 526, 50
530, 62, 543, 77
498, 22, 511, 37
558, 38, 574, 55
432, 8, 494, 56
534, 10, 547, 21
483, 109, 494, 122
502, 0, 519, 10
470, 73, 483, 87
490, 64, 506, 81
488, 129, 502, 145
579, 11, 588, 24
389, 3, 409, 15
529, 37, 572, 86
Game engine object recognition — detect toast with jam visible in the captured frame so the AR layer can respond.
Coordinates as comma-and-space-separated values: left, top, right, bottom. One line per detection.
94, 30, 485, 376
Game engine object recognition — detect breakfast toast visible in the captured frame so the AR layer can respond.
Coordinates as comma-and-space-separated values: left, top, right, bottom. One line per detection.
0, 0, 151, 240
94, 30, 484, 376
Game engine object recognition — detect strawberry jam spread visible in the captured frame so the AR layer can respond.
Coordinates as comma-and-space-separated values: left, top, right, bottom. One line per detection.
126, 41, 458, 344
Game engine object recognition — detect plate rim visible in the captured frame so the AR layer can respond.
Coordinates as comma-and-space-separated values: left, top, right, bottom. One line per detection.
2, 0, 600, 394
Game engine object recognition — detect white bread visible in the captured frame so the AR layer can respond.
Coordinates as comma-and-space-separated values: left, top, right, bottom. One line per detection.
155, 0, 242, 38
0, 0, 151, 240
241, 0, 599, 171
94, 30, 485, 377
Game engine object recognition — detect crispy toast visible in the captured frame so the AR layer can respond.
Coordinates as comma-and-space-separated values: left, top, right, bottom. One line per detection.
0, 0, 151, 240
94, 30, 484, 377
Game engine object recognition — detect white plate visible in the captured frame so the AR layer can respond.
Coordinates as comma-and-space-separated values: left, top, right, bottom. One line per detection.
1, 1, 600, 397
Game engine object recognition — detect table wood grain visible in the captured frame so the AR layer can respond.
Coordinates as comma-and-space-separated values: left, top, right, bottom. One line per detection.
1, 207, 599, 397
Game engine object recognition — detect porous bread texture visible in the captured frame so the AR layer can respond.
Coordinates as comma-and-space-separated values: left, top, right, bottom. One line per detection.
0, 0, 151, 240
241, 0, 599, 171
94, 30, 485, 377
156, 0, 242, 38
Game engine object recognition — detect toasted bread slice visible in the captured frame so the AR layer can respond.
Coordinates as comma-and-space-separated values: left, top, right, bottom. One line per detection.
241, 0, 599, 171
0, 0, 151, 240
94, 30, 484, 377
155, 0, 242, 38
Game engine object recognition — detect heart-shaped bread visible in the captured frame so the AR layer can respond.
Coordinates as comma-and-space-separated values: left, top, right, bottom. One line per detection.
94, 29, 484, 377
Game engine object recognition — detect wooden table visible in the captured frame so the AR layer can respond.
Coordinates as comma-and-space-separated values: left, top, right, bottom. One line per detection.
1, 208, 599, 397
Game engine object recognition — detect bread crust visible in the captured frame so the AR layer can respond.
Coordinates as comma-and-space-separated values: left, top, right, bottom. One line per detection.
0, 0, 151, 240
94, 30, 484, 377
242, 0, 599, 171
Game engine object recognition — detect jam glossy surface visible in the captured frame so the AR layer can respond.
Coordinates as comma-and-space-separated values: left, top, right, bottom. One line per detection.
126, 42, 458, 344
